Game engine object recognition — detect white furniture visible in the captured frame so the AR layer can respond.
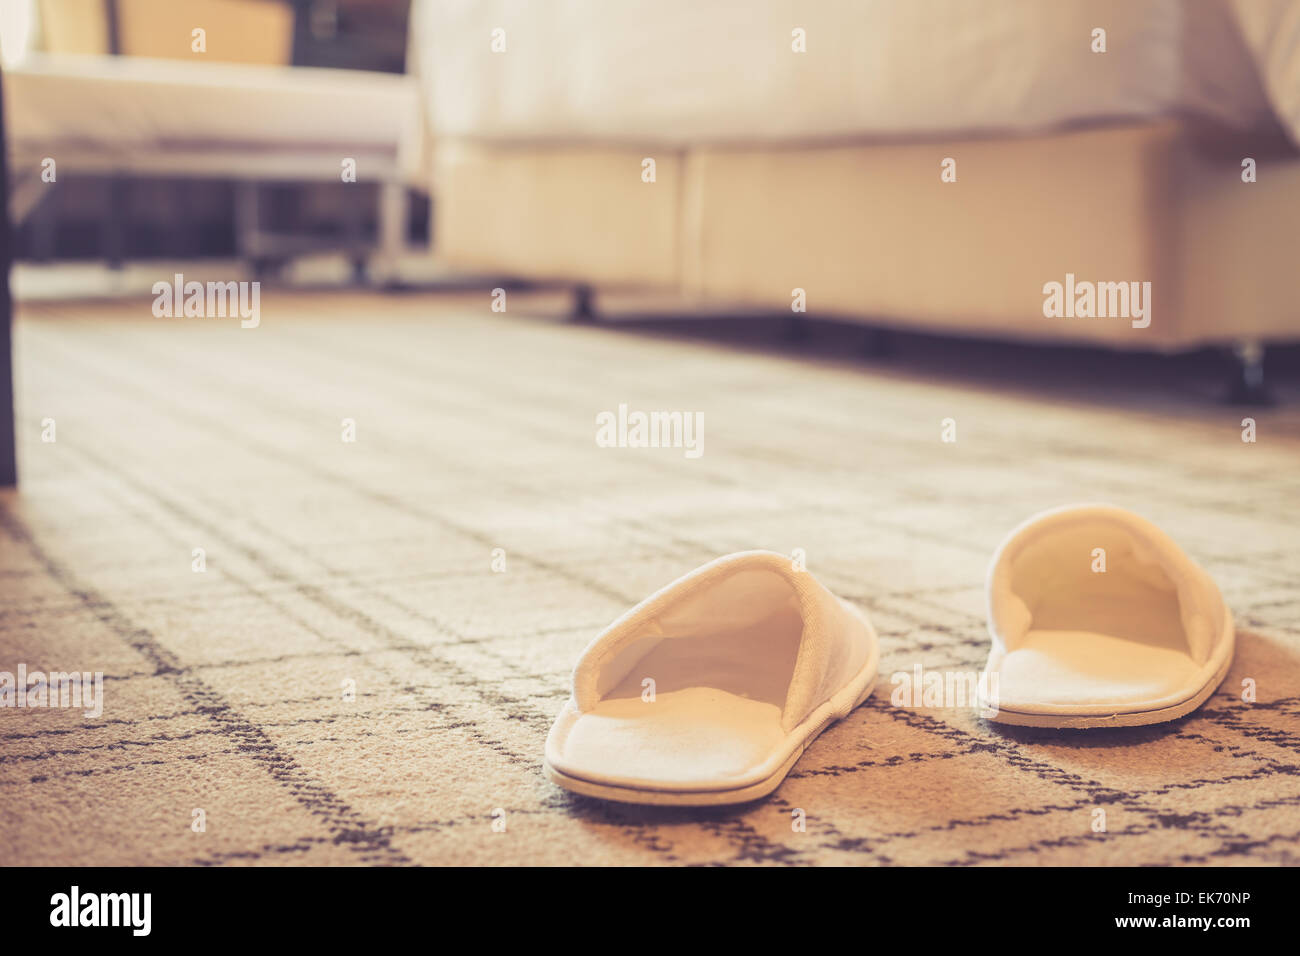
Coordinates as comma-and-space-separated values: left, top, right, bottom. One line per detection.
411, 0, 1300, 362
4, 52, 423, 274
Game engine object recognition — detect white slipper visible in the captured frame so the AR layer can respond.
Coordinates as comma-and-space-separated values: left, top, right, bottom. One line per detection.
544, 551, 879, 805
980, 504, 1234, 728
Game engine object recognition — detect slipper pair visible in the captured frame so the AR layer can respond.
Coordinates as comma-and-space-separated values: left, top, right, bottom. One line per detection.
544, 504, 1235, 805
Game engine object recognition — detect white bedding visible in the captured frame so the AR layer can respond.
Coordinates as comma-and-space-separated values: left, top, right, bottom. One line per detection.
1229, 0, 1300, 145
410, 0, 1296, 146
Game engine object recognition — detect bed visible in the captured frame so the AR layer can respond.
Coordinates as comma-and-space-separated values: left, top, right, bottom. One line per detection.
410, 0, 1300, 363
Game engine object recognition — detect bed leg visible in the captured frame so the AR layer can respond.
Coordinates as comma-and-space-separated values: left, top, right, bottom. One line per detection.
1225, 339, 1274, 406
571, 284, 597, 322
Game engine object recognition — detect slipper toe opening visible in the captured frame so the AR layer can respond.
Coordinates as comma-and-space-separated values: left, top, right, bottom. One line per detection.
551, 566, 805, 790
988, 511, 1222, 715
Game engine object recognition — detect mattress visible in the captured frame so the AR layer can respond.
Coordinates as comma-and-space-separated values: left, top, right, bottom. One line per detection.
410, 0, 1297, 146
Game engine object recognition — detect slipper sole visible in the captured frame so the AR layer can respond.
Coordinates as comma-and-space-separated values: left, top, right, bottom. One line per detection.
980, 645, 1234, 729
544, 649, 878, 806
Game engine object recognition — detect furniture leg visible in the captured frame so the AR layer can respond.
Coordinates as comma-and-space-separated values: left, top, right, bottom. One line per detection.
0, 66, 16, 487
371, 180, 407, 285
104, 175, 129, 269
1225, 339, 1274, 406
235, 181, 261, 261
572, 283, 596, 322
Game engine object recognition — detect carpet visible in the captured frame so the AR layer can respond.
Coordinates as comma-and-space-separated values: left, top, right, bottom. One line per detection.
3, 290, 1299, 866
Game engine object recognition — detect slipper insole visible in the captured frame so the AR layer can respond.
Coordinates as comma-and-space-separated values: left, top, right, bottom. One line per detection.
995, 629, 1201, 709
556, 689, 786, 785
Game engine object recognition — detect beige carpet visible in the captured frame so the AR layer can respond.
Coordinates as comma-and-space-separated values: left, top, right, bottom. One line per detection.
3, 290, 1299, 866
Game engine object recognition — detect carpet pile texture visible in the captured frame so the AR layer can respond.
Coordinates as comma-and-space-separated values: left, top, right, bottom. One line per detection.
3, 292, 1298, 865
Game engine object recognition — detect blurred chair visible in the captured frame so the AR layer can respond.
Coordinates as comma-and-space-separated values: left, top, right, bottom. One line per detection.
6, 0, 422, 277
